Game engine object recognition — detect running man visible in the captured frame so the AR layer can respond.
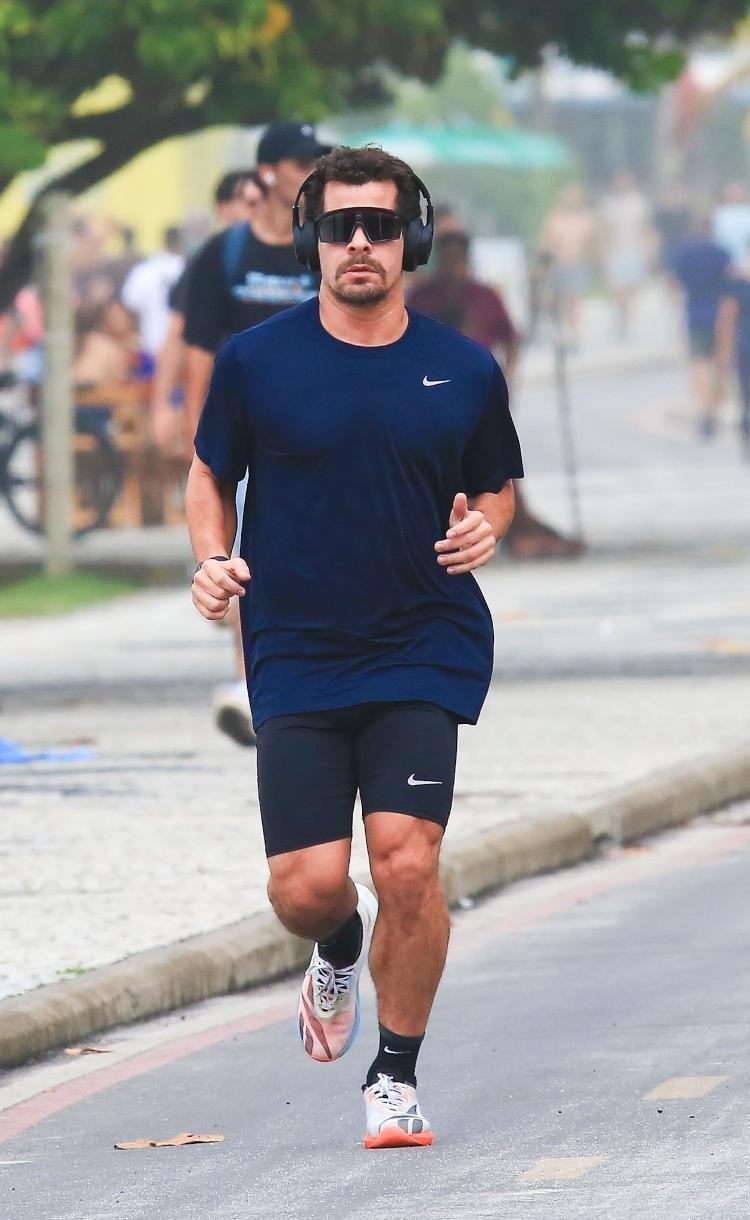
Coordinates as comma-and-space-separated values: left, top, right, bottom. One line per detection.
185, 145, 523, 1148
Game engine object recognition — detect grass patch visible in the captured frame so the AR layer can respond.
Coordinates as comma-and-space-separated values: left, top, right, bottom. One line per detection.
0, 570, 142, 618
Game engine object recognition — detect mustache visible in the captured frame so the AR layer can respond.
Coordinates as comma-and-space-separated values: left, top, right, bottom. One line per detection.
335, 255, 384, 278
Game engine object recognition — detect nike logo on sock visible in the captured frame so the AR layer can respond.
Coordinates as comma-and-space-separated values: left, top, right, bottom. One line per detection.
384, 1047, 408, 1054
407, 774, 442, 786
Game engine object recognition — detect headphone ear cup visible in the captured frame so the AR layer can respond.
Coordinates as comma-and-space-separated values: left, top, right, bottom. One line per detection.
417, 216, 434, 268
302, 221, 320, 272
402, 219, 421, 272
292, 210, 320, 271
402, 215, 434, 271
292, 219, 307, 267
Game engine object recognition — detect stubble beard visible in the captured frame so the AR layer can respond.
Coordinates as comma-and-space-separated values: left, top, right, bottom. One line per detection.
330, 256, 389, 307
331, 280, 389, 306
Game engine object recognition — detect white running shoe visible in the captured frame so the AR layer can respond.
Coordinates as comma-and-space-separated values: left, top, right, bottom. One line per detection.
212, 681, 255, 747
363, 1073, 434, 1149
297, 883, 378, 1063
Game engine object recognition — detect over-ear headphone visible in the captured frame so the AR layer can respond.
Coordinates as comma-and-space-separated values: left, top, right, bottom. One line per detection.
292, 171, 434, 273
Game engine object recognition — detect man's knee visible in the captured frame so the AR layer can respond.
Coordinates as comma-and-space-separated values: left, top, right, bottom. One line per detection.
267, 856, 349, 930
369, 829, 442, 909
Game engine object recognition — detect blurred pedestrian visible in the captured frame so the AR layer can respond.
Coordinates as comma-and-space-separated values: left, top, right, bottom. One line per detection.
183, 121, 329, 748
670, 213, 730, 438
538, 183, 596, 347
183, 122, 329, 437
599, 171, 653, 340
407, 230, 520, 376
408, 230, 581, 559
214, 170, 265, 226
3, 285, 44, 391
150, 171, 264, 458
432, 202, 464, 237
106, 226, 142, 298
73, 299, 138, 387
716, 253, 750, 457
186, 145, 522, 1149
121, 226, 185, 364
654, 185, 691, 273
712, 182, 750, 272
72, 214, 114, 308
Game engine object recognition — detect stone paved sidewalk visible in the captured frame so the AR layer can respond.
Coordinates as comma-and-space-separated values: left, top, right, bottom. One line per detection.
2, 358, 749, 1000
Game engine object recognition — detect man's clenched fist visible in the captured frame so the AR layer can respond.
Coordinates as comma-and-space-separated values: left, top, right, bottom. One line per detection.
192, 557, 251, 620
434, 492, 496, 575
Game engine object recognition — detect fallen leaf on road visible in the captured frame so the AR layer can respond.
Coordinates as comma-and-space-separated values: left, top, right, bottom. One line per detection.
115, 1133, 225, 1150
64, 1046, 112, 1056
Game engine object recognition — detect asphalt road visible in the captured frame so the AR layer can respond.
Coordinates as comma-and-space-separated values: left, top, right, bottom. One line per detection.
2, 813, 749, 1219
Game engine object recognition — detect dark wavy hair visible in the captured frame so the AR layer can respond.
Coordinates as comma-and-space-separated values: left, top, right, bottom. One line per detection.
301, 145, 422, 223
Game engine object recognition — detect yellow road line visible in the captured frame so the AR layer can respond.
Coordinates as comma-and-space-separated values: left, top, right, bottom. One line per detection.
519, 1156, 605, 1182
644, 1075, 729, 1100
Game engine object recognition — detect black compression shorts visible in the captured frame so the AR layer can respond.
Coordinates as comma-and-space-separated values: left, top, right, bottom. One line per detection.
255, 701, 458, 857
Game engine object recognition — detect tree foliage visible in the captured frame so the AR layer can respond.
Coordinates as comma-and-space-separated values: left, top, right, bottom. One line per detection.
446, 0, 748, 89
1, 0, 747, 304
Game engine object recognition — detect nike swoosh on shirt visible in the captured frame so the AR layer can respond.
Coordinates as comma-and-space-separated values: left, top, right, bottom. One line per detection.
407, 774, 443, 786
422, 377, 451, 387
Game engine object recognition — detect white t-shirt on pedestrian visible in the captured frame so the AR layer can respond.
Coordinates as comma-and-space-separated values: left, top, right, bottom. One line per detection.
121, 250, 184, 356
712, 203, 750, 270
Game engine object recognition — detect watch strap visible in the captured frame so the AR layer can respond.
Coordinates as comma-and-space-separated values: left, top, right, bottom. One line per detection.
194, 554, 230, 575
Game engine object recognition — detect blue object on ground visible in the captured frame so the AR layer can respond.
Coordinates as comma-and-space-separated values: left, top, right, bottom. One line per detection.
0, 737, 94, 764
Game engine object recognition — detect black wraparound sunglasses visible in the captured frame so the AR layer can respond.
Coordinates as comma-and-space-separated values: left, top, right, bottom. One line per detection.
315, 207, 406, 244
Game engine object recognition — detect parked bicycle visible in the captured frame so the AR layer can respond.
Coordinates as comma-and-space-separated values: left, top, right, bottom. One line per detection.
0, 371, 124, 537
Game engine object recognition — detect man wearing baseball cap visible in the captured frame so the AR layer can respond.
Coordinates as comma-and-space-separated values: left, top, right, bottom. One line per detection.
183, 120, 330, 747
183, 121, 331, 398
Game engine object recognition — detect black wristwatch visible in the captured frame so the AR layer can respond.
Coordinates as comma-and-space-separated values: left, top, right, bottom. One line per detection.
194, 554, 229, 576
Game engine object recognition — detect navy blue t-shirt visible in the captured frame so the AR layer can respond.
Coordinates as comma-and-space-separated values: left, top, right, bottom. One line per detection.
671, 239, 730, 331
195, 297, 524, 729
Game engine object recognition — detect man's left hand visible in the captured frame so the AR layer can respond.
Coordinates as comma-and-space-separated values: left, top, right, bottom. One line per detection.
434, 491, 496, 575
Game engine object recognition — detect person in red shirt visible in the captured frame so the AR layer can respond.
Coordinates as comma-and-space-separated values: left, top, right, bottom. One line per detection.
408, 231, 582, 559
408, 230, 520, 374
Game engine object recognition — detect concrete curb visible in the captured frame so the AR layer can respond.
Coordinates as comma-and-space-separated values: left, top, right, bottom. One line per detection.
586, 743, 750, 845
1, 742, 748, 1071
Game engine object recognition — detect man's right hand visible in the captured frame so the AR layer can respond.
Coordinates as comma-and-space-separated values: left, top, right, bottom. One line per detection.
192, 557, 251, 620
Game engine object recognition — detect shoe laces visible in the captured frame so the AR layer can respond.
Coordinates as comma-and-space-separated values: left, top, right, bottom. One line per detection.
312, 955, 356, 1014
368, 1073, 410, 1111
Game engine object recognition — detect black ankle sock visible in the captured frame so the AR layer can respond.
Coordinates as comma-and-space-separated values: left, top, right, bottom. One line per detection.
318, 909, 362, 968
365, 1024, 424, 1088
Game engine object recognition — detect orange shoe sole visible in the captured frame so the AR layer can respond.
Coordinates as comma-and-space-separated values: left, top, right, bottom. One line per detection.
364, 1129, 434, 1150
